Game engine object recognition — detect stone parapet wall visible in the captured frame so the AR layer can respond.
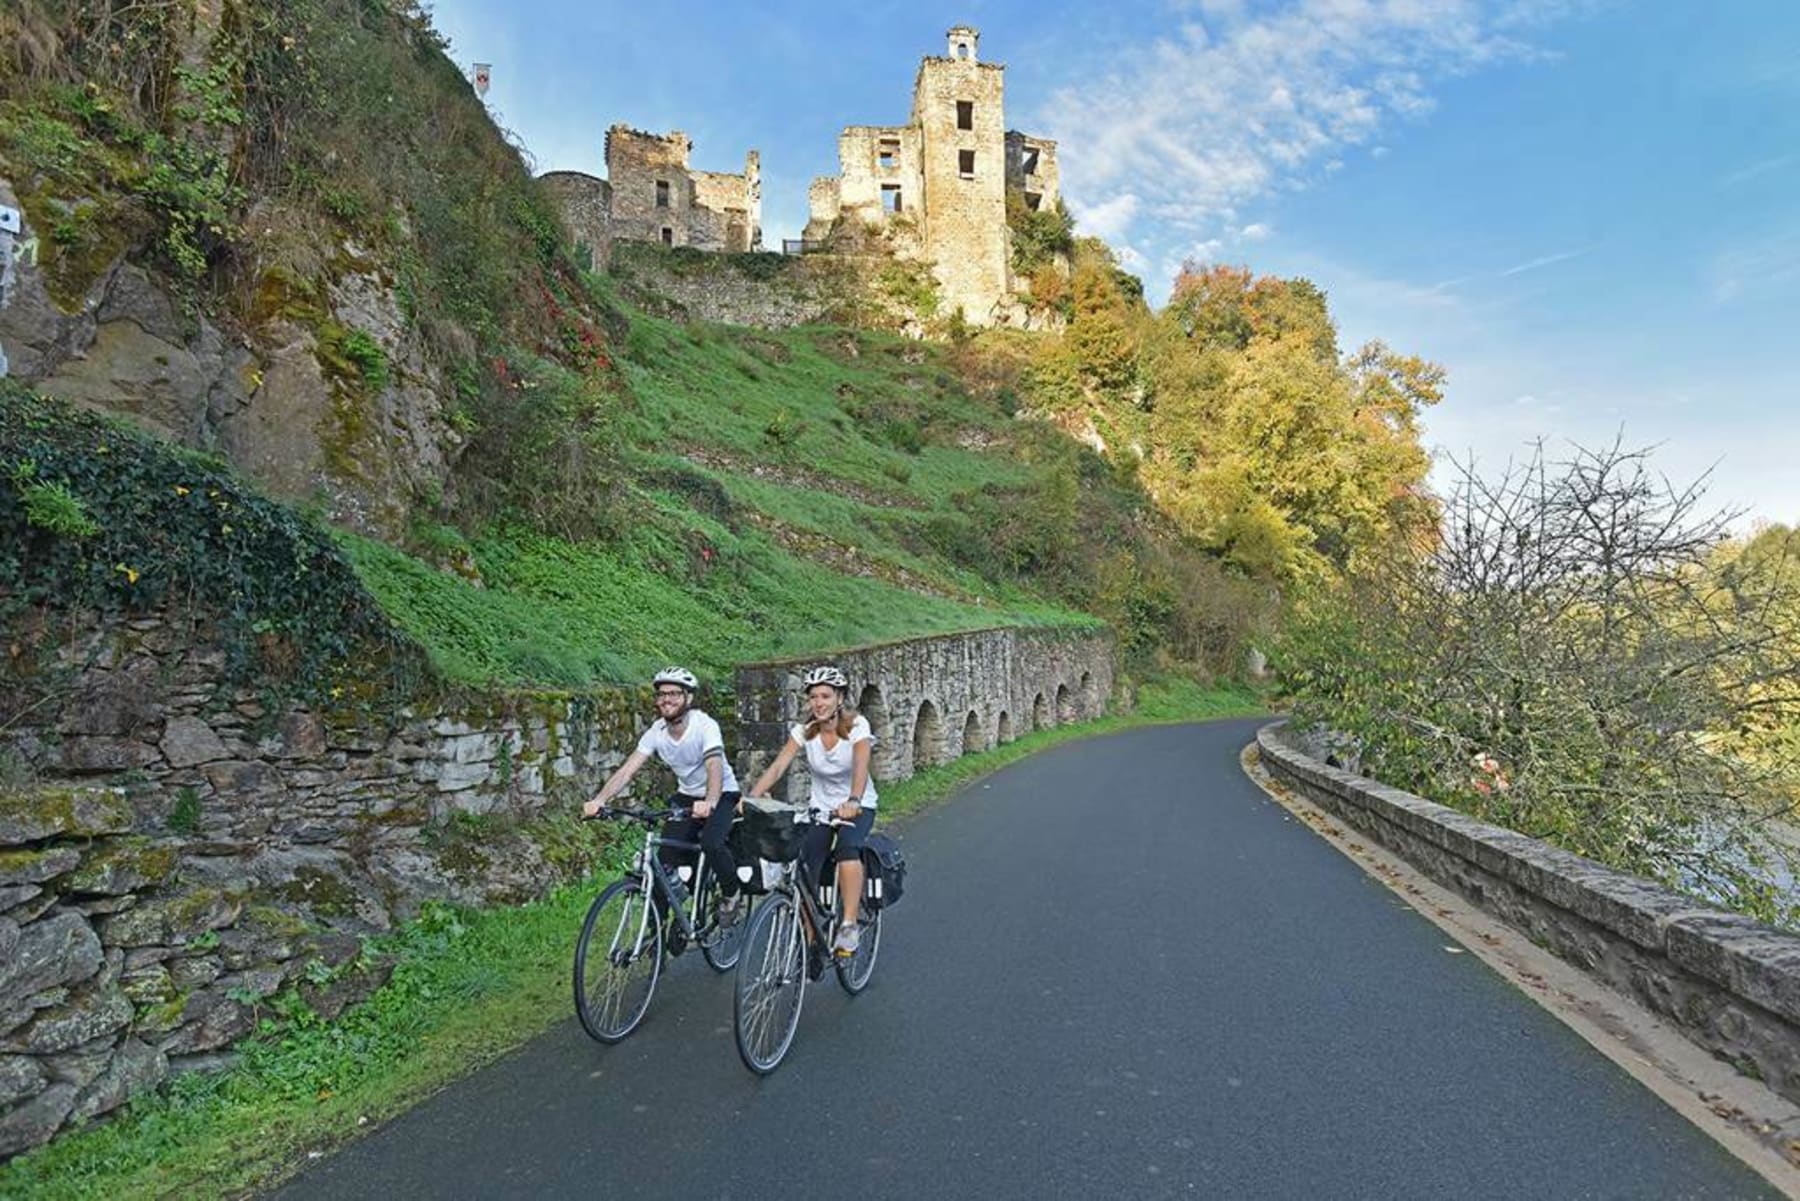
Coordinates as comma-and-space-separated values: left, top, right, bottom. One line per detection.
1256, 721, 1800, 1107
735, 626, 1115, 803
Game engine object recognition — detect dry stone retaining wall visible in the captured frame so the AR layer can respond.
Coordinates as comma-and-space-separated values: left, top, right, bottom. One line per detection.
0, 612, 664, 1157
1257, 720, 1800, 1108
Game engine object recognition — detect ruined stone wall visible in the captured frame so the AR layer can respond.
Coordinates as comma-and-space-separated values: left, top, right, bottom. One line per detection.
604, 125, 693, 248
539, 171, 614, 267
0, 610, 677, 1157
804, 177, 841, 242
1004, 132, 1060, 212
690, 170, 751, 253
913, 58, 1009, 323
608, 243, 848, 328
833, 125, 924, 225
735, 627, 1115, 804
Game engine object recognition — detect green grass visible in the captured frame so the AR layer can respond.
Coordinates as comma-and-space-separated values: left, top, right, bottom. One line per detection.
341, 502, 1095, 688
0, 681, 1261, 1200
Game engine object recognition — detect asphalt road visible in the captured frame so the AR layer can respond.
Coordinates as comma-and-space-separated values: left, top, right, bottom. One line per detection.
277, 719, 1776, 1199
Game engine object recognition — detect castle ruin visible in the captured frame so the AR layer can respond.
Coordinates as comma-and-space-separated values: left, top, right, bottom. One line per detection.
541, 27, 1059, 329
540, 125, 761, 267
805, 26, 1061, 326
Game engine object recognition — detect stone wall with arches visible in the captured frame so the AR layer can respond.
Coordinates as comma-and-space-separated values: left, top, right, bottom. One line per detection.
734, 627, 1115, 803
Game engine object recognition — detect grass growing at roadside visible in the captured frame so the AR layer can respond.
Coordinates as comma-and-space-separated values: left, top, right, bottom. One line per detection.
0, 680, 1261, 1199
0, 861, 632, 1201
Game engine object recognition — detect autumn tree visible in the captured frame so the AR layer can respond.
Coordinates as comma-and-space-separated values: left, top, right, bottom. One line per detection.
1134, 264, 1439, 581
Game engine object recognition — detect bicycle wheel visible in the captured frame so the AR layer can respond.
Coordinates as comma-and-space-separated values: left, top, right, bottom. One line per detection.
573, 879, 664, 1043
733, 891, 807, 1074
834, 895, 881, 995
698, 870, 750, 973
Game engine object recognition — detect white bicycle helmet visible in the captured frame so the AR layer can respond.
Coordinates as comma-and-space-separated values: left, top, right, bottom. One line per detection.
652, 666, 699, 692
802, 665, 849, 691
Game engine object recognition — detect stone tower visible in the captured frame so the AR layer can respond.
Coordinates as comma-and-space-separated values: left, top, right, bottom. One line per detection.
911, 25, 1009, 321
805, 26, 1061, 327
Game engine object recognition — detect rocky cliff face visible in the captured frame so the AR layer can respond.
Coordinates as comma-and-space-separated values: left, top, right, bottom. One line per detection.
0, 178, 461, 538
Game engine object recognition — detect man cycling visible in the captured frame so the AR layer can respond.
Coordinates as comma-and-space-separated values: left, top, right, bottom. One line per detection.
584, 667, 747, 925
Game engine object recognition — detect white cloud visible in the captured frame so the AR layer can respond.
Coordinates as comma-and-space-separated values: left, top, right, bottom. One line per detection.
1719, 154, 1798, 189
1239, 222, 1272, 241
1710, 227, 1800, 304
1073, 192, 1142, 242
1498, 245, 1595, 277
1033, 0, 1582, 295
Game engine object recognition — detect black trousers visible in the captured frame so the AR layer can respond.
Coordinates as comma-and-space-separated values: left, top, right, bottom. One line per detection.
659, 790, 744, 897
801, 807, 875, 889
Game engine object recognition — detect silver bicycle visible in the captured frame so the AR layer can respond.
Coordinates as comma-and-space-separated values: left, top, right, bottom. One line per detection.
573, 805, 752, 1043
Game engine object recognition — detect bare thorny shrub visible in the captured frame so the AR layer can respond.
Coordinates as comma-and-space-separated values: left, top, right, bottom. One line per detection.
1281, 440, 1800, 923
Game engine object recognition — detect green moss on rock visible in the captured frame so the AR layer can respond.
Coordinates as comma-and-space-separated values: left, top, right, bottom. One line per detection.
0, 787, 134, 847
64, 837, 180, 895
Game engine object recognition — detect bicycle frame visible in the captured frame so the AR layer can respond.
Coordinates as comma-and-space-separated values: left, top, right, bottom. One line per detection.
629, 818, 709, 939
768, 815, 855, 946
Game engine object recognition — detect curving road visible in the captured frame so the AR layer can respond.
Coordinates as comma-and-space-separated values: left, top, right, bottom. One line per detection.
278, 719, 1775, 1199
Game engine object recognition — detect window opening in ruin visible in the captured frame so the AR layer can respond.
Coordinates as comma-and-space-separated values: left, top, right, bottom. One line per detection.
959, 149, 976, 178
956, 42, 969, 59
1024, 191, 1042, 211
956, 100, 973, 130
882, 184, 902, 213
878, 140, 899, 169
655, 179, 670, 208
660, 226, 673, 246
1021, 147, 1040, 175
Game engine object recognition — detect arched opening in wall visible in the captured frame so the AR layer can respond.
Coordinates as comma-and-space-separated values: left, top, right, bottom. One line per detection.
1079, 671, 1098, 719
913, 700, 943, 771
961, 711, 982, 757
1032, 693, 1050, 731
996, 711, 1013, 744
1056, 684, 1075, 724
857, 684, 895, 780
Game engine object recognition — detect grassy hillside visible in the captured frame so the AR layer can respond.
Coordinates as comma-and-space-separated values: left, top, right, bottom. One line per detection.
337, 307, 1119, 686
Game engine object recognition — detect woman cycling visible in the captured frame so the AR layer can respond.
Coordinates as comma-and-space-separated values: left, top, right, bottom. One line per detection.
748, 664, 877, 957
584, 666, 748, 925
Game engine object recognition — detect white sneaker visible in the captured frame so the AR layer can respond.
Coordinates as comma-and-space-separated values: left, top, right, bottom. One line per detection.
832, 924, 861, 958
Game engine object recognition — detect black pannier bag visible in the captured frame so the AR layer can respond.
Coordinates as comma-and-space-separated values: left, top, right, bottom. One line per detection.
724, 820, 770, 895
736, 797, 807, 864
859, 832, 907, 911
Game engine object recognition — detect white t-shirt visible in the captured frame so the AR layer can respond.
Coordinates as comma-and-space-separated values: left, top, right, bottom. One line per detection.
636, 710, 739, 797
788, 714, 879, 814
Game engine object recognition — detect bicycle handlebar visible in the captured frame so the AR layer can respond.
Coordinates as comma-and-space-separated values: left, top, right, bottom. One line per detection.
582, 805, 691, 824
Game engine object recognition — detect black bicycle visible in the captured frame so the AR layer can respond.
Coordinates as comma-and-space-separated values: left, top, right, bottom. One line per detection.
732, 800, 881, 1074
573, 805, 752, 1043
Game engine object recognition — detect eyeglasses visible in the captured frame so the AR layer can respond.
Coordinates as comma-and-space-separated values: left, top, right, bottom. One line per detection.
654, 690, 687, 700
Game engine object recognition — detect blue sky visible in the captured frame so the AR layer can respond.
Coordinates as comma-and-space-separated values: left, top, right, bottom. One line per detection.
427, 0, 1800, 525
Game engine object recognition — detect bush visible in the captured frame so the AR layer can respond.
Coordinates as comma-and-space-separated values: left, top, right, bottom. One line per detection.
0, 385, 427, 715
1279, 441, 1800, 923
